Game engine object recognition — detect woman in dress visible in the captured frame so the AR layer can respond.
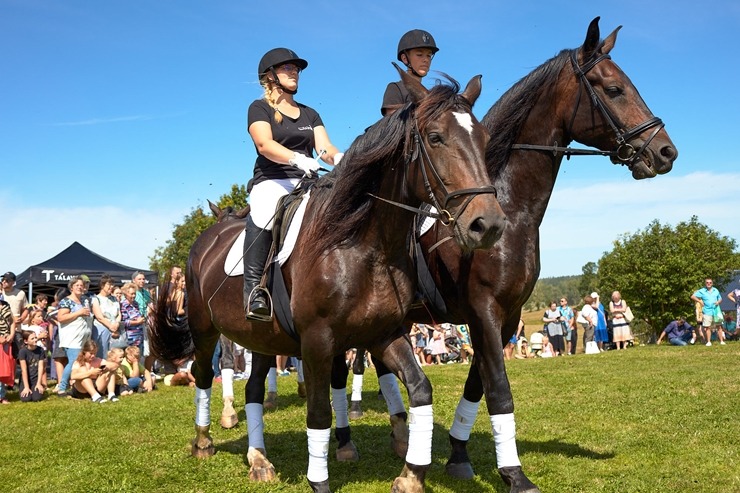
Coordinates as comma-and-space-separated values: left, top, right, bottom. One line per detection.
609, 291, 631, 350
243, 47, 343, 321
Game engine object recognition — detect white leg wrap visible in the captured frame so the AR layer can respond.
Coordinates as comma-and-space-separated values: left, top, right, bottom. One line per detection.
296, 359, 304, 383
194, 387, 212, 427
490, 413, 521, 468
221, 368, 234, 398
267, 367, 278, 392
378, 373, 405, 416
306, 427, 331, 483
332, 387, 349, 429
449, 397, 480, 441
406, 405, 433, 466
246, 403, 265, 450
350, 373, 363, 401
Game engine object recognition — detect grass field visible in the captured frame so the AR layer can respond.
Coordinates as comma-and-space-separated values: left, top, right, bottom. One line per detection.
2, 343, 738, 493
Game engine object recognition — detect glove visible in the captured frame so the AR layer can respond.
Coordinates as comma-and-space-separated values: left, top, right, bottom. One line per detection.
333, 152, 344, 165
289, 152, 320, 176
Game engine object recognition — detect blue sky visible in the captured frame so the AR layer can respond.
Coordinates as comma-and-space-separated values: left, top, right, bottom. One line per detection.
2, 0, 739, 279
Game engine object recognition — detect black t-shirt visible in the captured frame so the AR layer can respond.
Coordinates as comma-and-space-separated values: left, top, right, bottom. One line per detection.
247, 99, 324, 186
18, 346, 44, 388
381, 81, 410, 116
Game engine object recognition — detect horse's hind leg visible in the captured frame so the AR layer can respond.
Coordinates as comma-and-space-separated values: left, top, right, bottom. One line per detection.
348, 348, 366, 419
330, 354, 358, 462
218, 335, 238, 429
375, 358, 408, 459
190, 331, 220, 458
245, 352, 277, 482
371, 336, 431, 493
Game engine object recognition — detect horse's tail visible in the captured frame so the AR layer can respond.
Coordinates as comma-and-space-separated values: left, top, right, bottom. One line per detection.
148, 279, 195, 362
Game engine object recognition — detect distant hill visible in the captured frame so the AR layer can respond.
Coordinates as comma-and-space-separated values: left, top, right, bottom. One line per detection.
523, 275, 583, 311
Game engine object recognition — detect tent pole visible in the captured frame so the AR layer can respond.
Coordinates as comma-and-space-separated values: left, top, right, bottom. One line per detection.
29, 282, 33, 302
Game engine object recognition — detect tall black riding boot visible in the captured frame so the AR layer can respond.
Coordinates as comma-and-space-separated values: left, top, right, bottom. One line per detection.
243, 215, 273, 322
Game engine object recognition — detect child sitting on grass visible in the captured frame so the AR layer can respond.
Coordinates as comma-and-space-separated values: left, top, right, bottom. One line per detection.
121, 345, 154, 393
70, 339, 119, 403
105, 347, 126, 401
18, 330, 46, 402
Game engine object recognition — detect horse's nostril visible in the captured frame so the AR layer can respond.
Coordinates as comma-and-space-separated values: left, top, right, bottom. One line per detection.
661, 145, 677, 160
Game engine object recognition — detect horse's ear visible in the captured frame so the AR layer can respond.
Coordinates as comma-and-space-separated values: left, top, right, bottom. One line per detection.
394, 62, 428, 103
460, 75, 482, 107
580, 16, 601, 62
208, 200, 221, 218
236, 205, 251, 219
601, 25, 622, 55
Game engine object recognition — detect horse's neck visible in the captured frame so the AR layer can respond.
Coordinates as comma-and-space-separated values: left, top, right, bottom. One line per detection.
364, 172, 418, 256
500, 95, 569, 230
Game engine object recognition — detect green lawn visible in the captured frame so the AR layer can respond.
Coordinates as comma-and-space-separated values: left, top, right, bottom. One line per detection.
2, 344, 738, 492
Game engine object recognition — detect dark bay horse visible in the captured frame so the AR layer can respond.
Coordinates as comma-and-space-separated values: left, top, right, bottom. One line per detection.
406, 17, 677, 492
150, 69, 506, 493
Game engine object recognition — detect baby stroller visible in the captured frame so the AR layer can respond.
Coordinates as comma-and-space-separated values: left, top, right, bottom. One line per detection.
529, 332, 544, 357
442, 334, 462, 364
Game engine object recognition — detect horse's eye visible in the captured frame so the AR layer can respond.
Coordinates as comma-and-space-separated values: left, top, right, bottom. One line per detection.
428, 132, 444, 145
605, 86, 623, 97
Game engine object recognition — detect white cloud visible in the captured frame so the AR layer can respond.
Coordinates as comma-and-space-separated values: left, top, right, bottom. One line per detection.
538, 171, 740, 277
0, 204, 187, 275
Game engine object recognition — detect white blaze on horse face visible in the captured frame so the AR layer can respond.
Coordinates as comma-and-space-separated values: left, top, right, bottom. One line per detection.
453, 112, 474, 135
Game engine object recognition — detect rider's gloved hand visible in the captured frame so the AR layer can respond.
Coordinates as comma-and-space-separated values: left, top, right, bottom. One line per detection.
289, 152, 320, 176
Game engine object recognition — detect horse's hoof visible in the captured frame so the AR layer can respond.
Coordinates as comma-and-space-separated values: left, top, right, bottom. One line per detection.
247, 448, 276, 482
348, 400, 363, 420
264, 391, 278, 411
191, 441, 215, 459
220, 412, 238, 429
498, 466, 540, 493
335, 440, 359, 462
307, 479, 331, 493
297, 381, 307, 398
445, 461, 475, 480
391, 476, 424, 493
390, 414, 409, 459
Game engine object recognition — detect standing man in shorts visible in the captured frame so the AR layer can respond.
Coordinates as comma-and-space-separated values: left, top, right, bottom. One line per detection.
691, 278, 726, 346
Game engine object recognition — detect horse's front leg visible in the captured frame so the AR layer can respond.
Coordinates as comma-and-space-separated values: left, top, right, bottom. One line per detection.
245, 352, 277, 482
372, 335, 431, 493
302, 350, 335, 493
458, 316, 539, 493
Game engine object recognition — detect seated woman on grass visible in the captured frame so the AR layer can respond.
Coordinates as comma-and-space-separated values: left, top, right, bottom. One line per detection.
69, 339, 120, 403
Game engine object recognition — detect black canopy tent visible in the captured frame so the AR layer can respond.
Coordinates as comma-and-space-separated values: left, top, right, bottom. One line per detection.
15, 242, 158, 299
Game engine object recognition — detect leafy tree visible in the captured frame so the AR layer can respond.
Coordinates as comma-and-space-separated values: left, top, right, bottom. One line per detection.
149, 184, 248, 277
578, 262, 598, 297
596, 216, 738, 335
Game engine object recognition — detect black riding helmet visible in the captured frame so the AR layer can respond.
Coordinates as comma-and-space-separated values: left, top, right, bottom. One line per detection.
258, 48, 308, 95
396, 29, 439, 62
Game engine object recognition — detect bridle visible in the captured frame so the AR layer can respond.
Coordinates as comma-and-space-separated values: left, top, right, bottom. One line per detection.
369, 119, 497, 227
511, 50, 664, 170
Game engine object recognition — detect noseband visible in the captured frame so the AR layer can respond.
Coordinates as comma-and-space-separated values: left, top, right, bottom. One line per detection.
369, 120, 497, 227
512, 51, 665, 170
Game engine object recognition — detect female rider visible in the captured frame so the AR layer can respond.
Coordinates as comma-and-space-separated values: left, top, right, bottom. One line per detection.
244, 48, 342, 321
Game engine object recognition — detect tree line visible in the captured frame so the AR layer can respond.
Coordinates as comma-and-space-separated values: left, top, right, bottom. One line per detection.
149, 185, 739, 337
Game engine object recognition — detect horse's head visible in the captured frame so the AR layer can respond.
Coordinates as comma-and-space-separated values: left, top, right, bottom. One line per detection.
208, 200, 250, 223
568, 16, 678, 179
397, 66, 506, 252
